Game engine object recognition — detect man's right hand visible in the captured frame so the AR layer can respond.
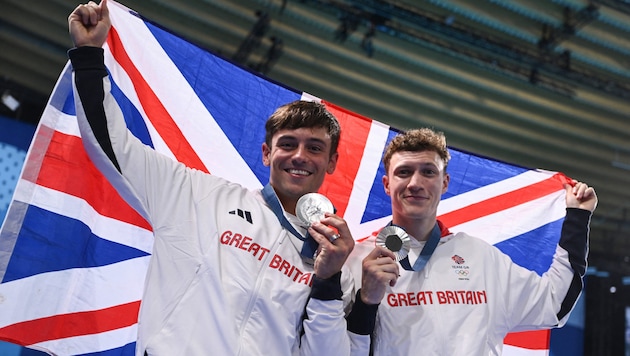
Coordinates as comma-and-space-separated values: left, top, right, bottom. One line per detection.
68, 0, 111, 48
360, 246, 399, 305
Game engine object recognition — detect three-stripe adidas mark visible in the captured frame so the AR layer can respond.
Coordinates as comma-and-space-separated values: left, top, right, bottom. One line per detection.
229, 209, 253, 224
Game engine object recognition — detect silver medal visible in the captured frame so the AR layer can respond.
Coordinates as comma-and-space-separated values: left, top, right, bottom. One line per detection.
296, 193, 334, 226
375, 226, 411, 261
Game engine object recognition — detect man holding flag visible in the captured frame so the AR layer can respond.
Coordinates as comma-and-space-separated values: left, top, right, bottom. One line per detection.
346, 128, 597, 355
68, 0, 356, 355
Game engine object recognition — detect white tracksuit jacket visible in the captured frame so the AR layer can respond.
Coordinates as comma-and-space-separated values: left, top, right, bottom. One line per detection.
347, 211, 591, 355
69, 47, 354, 356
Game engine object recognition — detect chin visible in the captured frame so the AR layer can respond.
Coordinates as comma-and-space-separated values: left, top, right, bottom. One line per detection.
403, 208, 428, 218
285, 185, 309, 197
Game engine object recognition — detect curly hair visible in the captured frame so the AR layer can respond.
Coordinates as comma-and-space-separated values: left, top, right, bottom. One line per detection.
382, 128, 450, 172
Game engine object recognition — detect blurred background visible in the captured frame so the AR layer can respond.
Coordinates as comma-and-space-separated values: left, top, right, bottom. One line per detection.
1, 0, 629, 354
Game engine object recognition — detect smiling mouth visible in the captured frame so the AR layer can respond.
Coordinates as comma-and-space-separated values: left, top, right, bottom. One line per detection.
405, 195, 428, 200
287, 168, 311, 176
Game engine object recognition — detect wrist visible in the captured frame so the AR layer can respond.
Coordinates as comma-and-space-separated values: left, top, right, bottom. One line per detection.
310, 271, 343, 300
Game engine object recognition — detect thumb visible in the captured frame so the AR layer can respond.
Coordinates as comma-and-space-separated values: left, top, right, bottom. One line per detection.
564, 183, 578, 208
101, 0, 109, 18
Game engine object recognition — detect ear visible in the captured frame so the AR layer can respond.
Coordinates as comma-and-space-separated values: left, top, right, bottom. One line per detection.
382, 174, 391, 196
442, 172, 450, 194
326, 152, 339, 174
262, 143, 271, 166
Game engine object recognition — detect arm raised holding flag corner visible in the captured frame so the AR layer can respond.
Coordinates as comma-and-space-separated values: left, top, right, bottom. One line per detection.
68, 0, 357, 355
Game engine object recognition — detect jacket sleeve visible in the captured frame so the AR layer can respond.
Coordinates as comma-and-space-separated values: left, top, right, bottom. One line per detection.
300, 266, 356, 355
346, 290, 377, 356
553, 207, 591, 323
502, 207, 591, 332
343, 240, 377, 355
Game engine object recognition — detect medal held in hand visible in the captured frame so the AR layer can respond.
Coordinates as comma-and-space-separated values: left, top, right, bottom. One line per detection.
376, 226, 411, 261
296, 193, 334, 226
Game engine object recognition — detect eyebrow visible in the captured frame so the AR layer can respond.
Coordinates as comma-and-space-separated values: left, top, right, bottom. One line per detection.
276, 135, 328, 146
395, 161, 439, 168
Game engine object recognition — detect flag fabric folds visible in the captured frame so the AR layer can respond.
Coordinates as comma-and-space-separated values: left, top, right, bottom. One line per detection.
0, 1, 568, 354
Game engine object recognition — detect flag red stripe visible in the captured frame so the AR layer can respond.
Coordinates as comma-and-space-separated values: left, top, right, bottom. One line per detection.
439, 174, 566, 227
504, 330, 550, 350
0, 301, 141, 346
32, 129, 151, 231
107, 27, 209, 173
319, 101, 373, 217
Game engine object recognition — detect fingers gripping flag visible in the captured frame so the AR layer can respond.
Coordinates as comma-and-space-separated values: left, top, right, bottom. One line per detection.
0, 1, 569, 354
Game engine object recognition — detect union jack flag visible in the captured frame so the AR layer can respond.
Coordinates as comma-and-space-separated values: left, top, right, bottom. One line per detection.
0, 1, 568, 354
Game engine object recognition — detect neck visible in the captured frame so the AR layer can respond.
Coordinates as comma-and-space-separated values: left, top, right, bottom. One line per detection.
283, 200, 297, 215
270, 185, 297, 215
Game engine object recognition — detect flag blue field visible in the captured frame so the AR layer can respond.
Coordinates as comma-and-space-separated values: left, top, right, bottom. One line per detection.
0, 1, 570, 354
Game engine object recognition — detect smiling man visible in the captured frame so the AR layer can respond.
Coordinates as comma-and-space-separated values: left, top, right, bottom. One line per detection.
67, 1, 355, 355
346, 128, 597, 355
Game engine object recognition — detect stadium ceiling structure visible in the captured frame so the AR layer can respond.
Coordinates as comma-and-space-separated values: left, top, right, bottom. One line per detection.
2, 0, 630, 274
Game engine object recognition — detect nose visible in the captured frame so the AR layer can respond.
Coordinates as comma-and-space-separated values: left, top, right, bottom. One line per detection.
408, 171, 424, 191
291, 144, 309, 163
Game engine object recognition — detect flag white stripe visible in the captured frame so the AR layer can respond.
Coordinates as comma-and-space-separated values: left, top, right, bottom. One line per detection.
503, 344, 549, 356
14, 180, 153, 254
39, 108, 81, 139
301, 92, 321, 102
30, 324, 139, 355
449, 190, 566, 246
103, 44, 176, 162
439, 169, 556, 214
108, 3, 262, 189
0, 257, 149, 327
344, 120, 390, 226
37, 64, 72, 131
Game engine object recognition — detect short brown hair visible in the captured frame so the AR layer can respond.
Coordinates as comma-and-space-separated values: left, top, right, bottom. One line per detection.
265, 100, 341, 156
382, 128, 450, 172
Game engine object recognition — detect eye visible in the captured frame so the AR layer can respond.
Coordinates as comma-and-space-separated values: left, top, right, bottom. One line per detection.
423, 168, 438, 176
396, 168, 412, 177
308, 144, 324, 153
277, 141, 296, 150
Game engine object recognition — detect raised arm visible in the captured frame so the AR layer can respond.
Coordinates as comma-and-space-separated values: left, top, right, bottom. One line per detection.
68, 0, 207, 229
503, 180, 597, 332
554, 180, 596, 321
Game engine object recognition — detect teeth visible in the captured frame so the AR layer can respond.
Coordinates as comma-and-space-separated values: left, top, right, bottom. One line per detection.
288, 169, 310, 176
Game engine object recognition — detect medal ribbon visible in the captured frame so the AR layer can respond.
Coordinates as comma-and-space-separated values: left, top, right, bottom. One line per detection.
262, 184, 318, 258
399, 223, 441, 271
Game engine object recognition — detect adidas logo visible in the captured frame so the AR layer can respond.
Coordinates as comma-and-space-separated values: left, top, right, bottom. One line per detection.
229, 209, 253, 224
